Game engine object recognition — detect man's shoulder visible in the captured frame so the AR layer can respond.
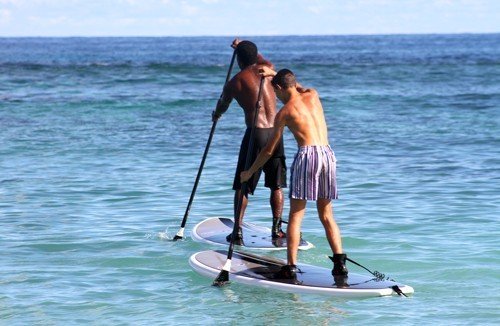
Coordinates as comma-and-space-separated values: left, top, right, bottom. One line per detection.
226, 72, 244, 90
300, 87, 318, 96
229, 70, 243, 82
230, 69, 252, 83
298, 88, 319, 103
278, 102, 295, 117
232, 68, 261, 88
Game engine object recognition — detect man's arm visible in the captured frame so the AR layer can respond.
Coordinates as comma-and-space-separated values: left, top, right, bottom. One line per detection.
212, 83, 233, 121
259, 66, 309, 93
259, 66, 276, 77
257, 54, 273, 69
241, 112, 285, 183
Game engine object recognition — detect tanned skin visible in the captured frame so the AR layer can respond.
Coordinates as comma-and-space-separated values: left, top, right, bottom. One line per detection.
213, 39, 284, 236
241, 66, 344, 266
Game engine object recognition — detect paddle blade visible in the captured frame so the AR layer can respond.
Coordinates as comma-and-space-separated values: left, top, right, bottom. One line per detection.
212, 270, 230, 287
213, 258, 232, 286
172, 227, 185, 241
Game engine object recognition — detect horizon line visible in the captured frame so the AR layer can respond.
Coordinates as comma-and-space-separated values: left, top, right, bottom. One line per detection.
0, 31, 499, 38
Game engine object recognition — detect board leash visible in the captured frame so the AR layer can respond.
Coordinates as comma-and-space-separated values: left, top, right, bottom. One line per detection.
346, 257, 408, 297
346, 257, 389, 280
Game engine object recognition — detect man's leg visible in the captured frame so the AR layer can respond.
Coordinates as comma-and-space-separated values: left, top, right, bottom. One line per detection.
230, 130, 252, 241
287, 198, 307, 265
234, 189, 249, 224
317, 198, 348, 276
316, 198, 343, 253
270, 188, 285, 238
229, 189, 248, 240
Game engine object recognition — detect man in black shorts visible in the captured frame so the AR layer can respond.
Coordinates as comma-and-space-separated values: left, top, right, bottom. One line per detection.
213, 39, 287, 241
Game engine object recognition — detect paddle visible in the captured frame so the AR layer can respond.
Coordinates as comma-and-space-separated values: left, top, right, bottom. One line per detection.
213, 76, 265, 286
173, 50, 237, 241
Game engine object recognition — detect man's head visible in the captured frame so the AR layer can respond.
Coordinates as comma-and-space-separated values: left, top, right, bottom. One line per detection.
271, 69, 296, 89
271, 69, 296, 102
236, 41, 258, 68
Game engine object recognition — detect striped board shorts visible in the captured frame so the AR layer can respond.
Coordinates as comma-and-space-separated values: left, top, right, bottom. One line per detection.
289, 145, 338, 201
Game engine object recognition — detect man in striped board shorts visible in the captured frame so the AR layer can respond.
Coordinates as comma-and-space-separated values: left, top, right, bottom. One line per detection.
241, 67, 348, 280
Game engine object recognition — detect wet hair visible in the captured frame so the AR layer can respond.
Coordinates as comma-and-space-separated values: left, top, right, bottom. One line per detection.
236, 41, 258, 67
271, 69, 296, 89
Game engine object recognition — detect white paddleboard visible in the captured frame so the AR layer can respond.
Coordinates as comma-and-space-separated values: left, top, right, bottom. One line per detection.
189, 250, 414, 298
192, 217, 314, 251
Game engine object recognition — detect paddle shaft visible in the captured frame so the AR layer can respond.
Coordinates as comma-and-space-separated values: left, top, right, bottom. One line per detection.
180, 119, 218, 227
226, 76, 266, 261
174, 50, 237, 239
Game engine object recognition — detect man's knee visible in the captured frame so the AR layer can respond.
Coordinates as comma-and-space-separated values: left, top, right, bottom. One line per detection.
317, 198, 332, 208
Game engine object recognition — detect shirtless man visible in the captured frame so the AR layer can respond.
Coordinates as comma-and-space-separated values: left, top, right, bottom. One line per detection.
212, 39, 287, 241
241, 67, 348, 279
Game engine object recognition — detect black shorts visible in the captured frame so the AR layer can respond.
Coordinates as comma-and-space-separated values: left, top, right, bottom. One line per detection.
233, 127, 287, 195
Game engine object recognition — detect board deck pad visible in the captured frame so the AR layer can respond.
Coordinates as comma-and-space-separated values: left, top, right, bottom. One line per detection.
191, 217, 313, 250
189, 250, 414, 298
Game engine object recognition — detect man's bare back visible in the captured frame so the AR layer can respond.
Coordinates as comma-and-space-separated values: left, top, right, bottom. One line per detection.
222, 64, 277, 128
276, 88, 329, 147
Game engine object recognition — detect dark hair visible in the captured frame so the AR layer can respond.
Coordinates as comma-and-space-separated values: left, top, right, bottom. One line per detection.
271, 69, 296, 89
236, 41, 258, 66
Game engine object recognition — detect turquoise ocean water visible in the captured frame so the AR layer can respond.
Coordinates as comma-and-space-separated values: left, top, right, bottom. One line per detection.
1, 35, 499, 324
